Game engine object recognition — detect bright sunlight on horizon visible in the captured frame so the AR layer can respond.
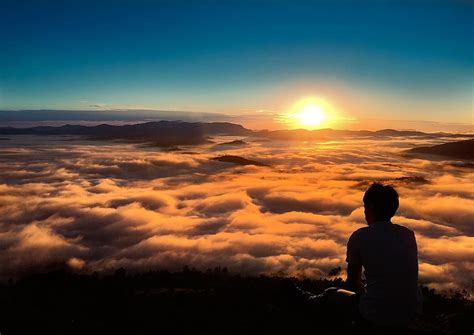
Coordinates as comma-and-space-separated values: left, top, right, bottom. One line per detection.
278, 97, 343, 130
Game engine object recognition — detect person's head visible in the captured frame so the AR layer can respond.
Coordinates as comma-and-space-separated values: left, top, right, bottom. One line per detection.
363, 183, 399, 225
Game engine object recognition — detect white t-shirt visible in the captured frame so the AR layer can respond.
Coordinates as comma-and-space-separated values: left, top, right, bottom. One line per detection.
346, 221, 421, 326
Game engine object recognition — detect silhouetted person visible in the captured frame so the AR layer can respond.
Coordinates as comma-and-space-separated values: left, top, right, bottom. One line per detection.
290, 183, 422, 329
347, 183, 421, 326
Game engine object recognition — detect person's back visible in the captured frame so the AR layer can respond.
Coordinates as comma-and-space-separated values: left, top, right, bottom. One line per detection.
346, 183, 421, 326
348, 222, 419, 325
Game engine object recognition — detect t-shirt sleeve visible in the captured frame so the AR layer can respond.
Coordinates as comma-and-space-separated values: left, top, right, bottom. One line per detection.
346, 230, 362, 264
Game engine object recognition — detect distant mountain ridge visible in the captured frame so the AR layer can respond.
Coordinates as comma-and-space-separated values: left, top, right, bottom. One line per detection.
0, 121, 250, 136
0, 121, 251, 146
1, 121, 472, 145
254, 127, 473, 141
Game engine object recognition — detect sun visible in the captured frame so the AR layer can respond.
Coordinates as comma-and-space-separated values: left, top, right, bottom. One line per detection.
296, 103, 326, 127
281, 97, 334, 129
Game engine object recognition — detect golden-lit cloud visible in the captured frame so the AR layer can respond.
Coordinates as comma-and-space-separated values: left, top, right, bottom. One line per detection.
0, 134, 472, 295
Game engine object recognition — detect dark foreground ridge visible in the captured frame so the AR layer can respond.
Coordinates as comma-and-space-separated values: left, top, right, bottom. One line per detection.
407, 139, 474, 160
0, 268, 471, 335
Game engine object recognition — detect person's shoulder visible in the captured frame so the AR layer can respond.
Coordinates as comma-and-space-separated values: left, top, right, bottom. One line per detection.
392, 223, 414, 234
349, 226, 369, 240
392, 223, 416, 237
353, 226, 369, 234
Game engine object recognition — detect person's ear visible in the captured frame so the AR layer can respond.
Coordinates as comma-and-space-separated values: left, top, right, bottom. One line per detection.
365, 204, 375, 224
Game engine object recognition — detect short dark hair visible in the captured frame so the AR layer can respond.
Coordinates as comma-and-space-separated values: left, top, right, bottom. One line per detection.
363, 183, 399, 220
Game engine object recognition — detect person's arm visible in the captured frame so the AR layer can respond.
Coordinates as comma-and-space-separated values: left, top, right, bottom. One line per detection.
346, 262, 364, 294
282, 279, 324, 307
346, 230, 365, 294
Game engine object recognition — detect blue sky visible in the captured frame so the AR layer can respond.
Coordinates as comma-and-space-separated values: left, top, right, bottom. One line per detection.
0, 0, 472, 127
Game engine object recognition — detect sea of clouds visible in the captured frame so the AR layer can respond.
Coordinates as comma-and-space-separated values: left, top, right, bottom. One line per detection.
0, 134, 472, 295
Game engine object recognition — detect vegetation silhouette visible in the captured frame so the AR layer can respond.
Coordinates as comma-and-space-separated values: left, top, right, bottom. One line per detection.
0, 267, 471, 335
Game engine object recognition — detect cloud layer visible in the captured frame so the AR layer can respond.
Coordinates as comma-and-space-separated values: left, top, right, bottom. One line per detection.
0, 134, 472, 295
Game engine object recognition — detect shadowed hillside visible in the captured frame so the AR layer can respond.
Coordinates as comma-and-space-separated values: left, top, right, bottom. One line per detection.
0, 268, 471, 335
408, 139, 474, 160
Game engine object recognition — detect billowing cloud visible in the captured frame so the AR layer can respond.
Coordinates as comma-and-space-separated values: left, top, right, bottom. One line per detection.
0, 135, 472, 295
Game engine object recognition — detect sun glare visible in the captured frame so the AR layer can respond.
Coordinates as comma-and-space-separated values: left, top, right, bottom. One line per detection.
282, 97, 335, 129
296, 103, 326, 127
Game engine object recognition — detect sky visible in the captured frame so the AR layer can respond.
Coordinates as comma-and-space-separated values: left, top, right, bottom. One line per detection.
0, 0, 473, 129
